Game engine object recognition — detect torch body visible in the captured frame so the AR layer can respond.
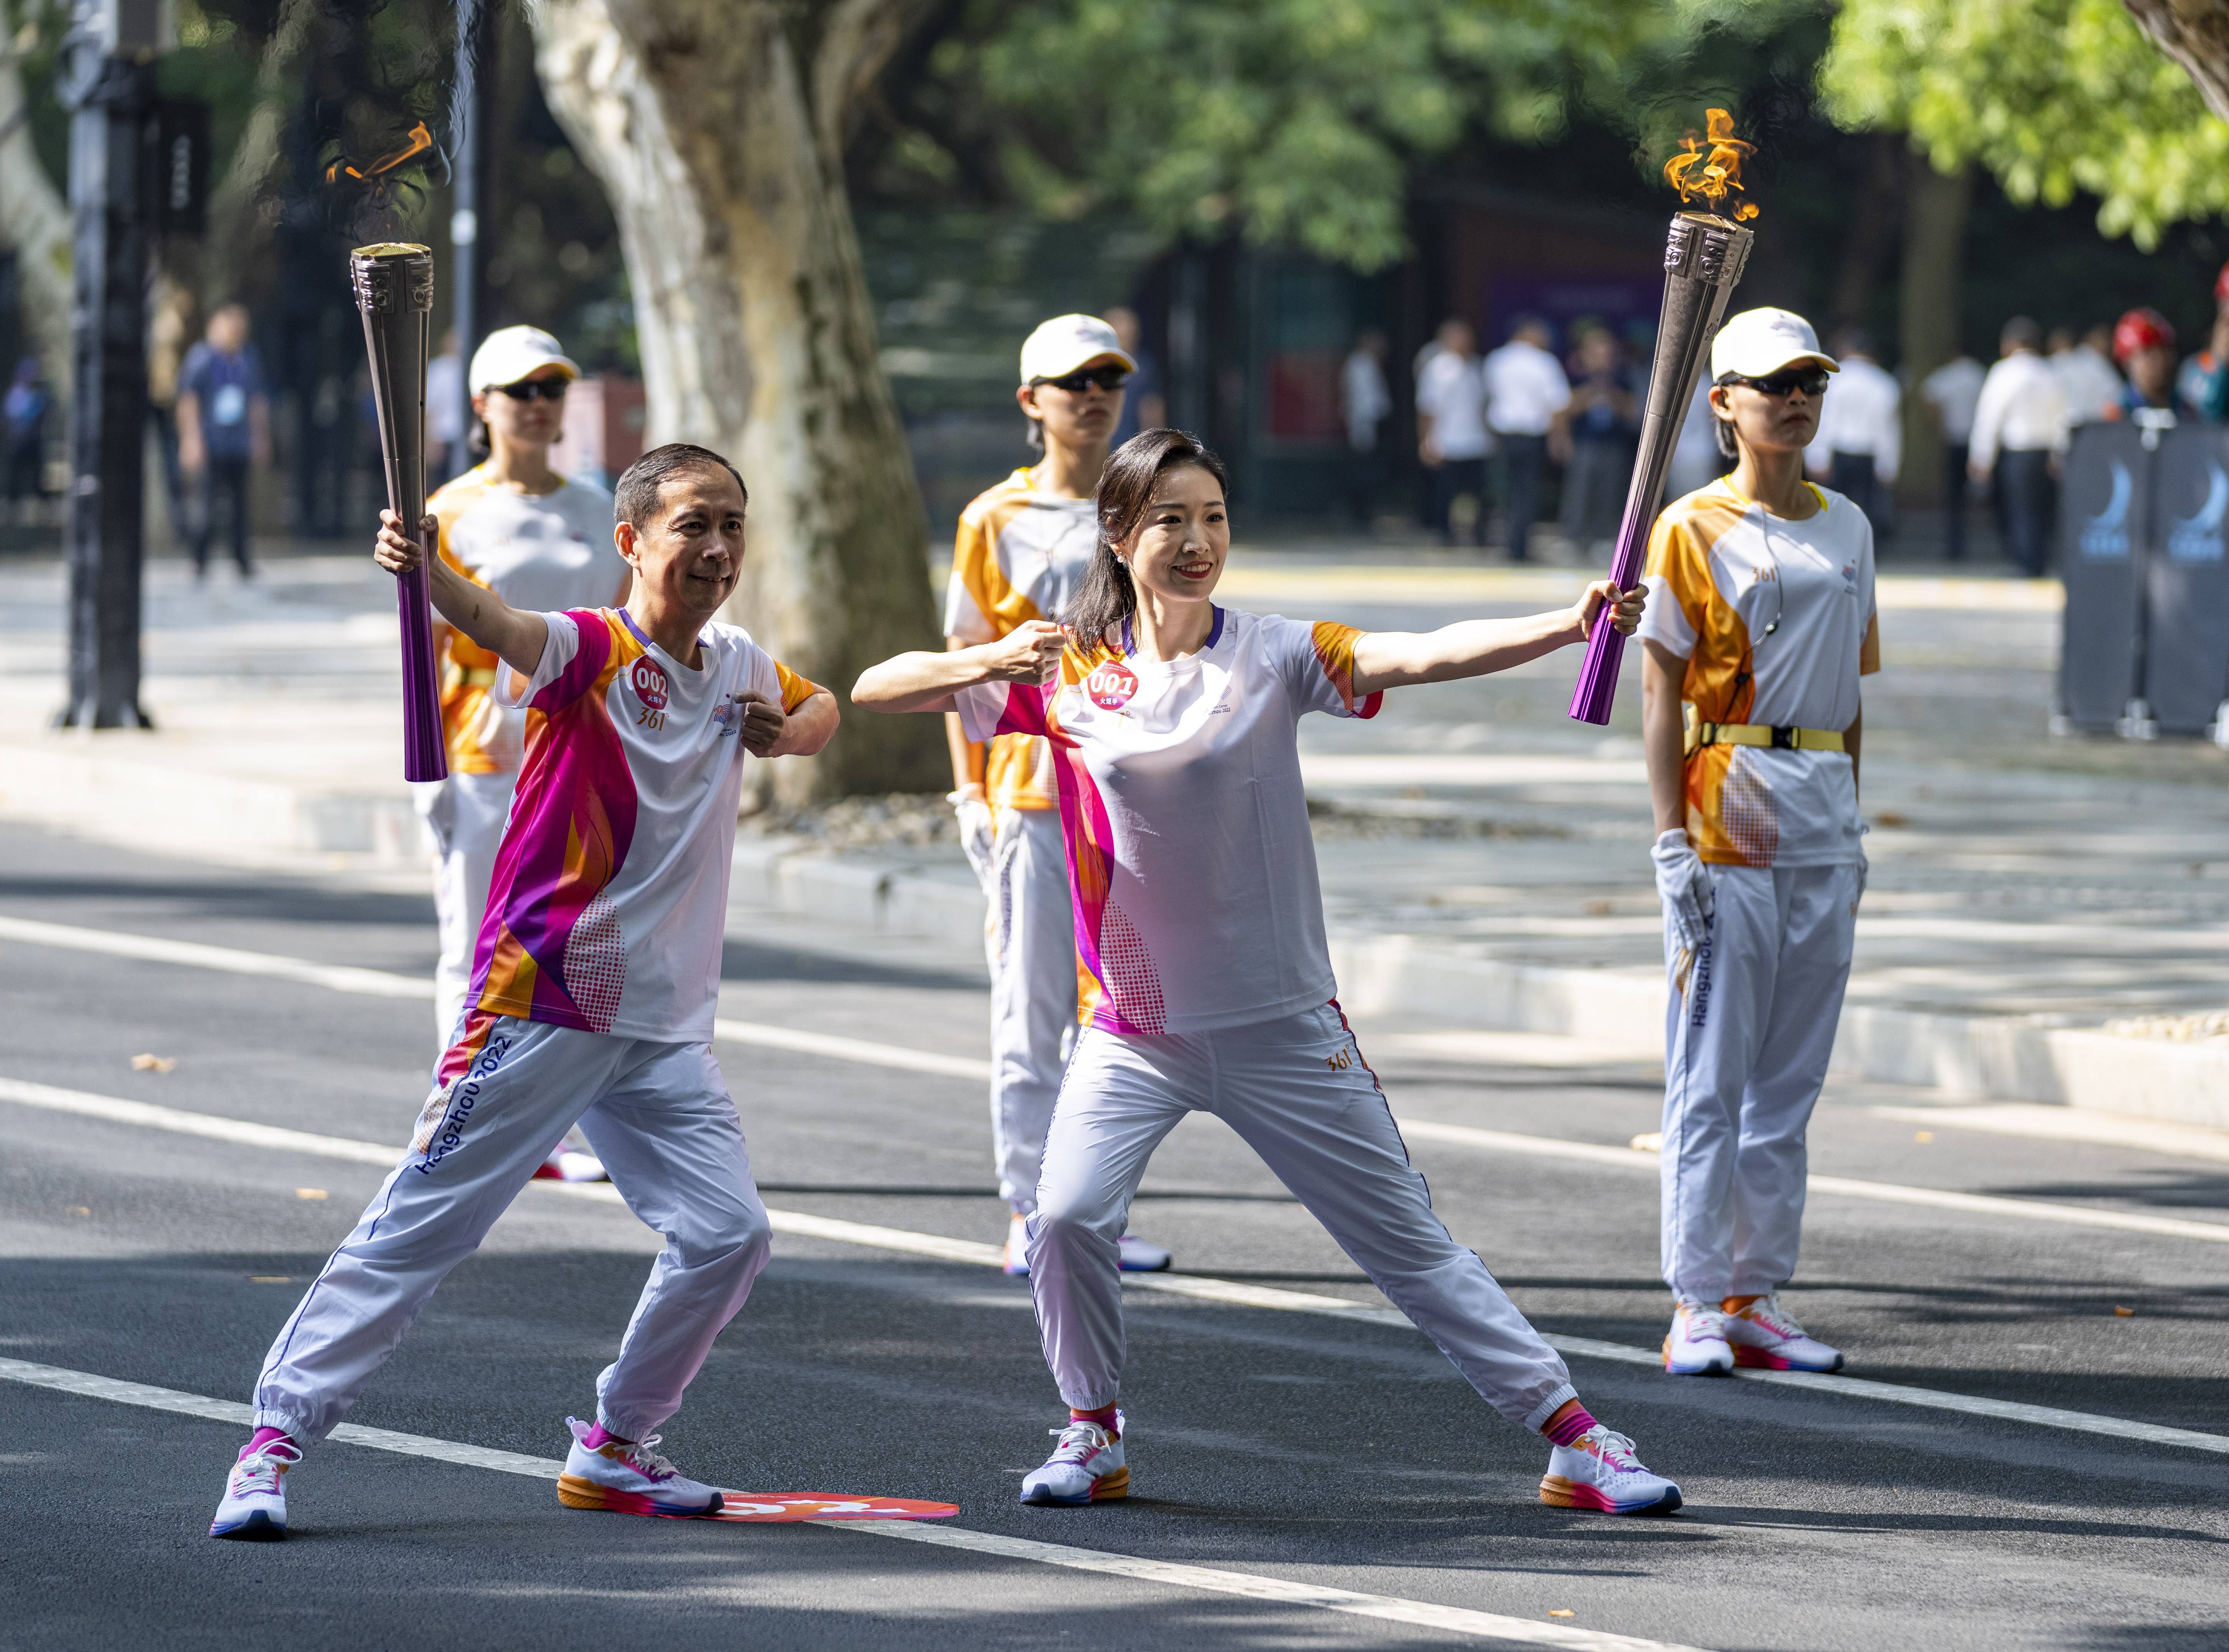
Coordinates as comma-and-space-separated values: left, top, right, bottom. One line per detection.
350, 243, 448, 782
1568, 213, 1752, 725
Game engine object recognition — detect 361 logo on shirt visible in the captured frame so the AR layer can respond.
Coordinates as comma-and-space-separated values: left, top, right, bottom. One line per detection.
630, 658, 669, 711
1085, 658, 1138, 711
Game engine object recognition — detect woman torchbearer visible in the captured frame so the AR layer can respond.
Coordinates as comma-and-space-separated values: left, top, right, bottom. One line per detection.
1640, 308, 1879, 1378
857, 429, 1681, 1517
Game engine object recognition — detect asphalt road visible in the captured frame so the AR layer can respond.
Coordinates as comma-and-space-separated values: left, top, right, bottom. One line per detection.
2, 820, 2224, 1652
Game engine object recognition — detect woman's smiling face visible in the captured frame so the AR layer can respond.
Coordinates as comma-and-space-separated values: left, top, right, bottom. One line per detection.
1120, 463, 1229, 610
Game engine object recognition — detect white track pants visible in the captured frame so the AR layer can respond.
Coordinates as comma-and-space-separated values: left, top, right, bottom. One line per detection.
415, 770, 517, 1044
1659, 862, 1858, 1301
1028, 1004, 1577, 1431
986, 807, 1076, 1214
252, 1017, 772, 1446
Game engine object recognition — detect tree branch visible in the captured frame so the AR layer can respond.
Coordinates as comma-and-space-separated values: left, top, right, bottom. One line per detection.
2123, 0, 2229, 123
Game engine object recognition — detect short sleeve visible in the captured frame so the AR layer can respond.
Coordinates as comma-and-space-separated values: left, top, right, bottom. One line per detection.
1270, 615, 1382, 720
944, 507, 1004, 644
1638, 513, 1703, 659
772, 659, 820, 713
955, 679, 1046, 743
495, 610, 590, 711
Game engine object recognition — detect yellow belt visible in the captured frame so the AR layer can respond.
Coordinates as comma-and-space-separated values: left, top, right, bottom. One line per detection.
1685, 719, 1846, 756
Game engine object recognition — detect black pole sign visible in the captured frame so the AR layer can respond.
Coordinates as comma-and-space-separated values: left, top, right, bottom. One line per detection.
2145, 424, 2229, 736
2056, 420, 2151, 734
60, 51, 159, 730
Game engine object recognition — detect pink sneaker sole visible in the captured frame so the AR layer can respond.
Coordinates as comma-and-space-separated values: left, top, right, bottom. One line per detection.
1539, 1474, 1682, 1516
557, 1474, 722, 1518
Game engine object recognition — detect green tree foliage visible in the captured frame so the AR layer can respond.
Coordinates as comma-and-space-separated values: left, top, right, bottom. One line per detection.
1820, 0, 2229, 248
948, 0, 1787, 273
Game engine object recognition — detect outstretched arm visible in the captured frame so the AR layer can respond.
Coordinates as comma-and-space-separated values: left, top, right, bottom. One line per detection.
1349, 580, 1643, 694
374, 509, 548, 678
853, 621, 1066, 715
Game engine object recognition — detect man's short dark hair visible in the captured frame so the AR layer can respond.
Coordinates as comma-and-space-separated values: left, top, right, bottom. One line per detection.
615, 443, 748, 530
2001, 316, 2044, 352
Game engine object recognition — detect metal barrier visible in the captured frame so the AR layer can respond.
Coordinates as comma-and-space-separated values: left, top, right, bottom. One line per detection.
2148, 424, 2229, 738
2057, 420, 2151, 734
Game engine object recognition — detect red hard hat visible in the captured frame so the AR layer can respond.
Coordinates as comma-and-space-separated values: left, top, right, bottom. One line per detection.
2113, 307, 2174, 364
2215, 261, 2229, 308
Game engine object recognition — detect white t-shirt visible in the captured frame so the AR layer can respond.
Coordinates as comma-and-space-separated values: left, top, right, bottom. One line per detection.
956, 609, 1380, 1035
1805, 356, 1901, 482
1416, 351, 1491, 459
1342, 350, 1392, 450
2051, 345, 2123, 429
1482, 339, 1571, 437
1921, 357, 1986, 443
1640, 479, 1880, 868
459, 608, 818, 1043
430, 469, 627, 774
1971, 352, 2070, 468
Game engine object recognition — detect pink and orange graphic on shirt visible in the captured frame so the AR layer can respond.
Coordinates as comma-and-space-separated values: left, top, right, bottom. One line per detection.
465, 610, 643, 1034
1306, 621, 1382, 717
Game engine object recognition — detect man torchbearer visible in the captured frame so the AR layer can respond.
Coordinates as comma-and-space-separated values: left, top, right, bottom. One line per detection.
208, 443, 837, 1541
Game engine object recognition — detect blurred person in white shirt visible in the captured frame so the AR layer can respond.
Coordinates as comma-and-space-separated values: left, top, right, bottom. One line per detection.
1920, 350, 1986, 561
1970, 316, 2068, 576
2050, 322, 2123, 428
1805, 328, 1900, 543
1416, 317, 1491, 547
1341, 327, 1392, 527
426, 329, 465, 488
1482, 316, 1568, 563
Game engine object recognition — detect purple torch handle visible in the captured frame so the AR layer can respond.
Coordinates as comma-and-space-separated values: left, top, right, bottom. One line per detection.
1567, 211, 1754, 726
396, 555, 445, 781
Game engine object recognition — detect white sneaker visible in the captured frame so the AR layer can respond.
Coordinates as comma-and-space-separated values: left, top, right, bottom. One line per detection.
209, 1438, 300, 1539
1004, 1213, 1030, 1276
1118, 1233, 1172, 1272
556, 1417, 722, 1517
1540, 1425, 1683, 1516
1724, 1294, 1844, 1371
1663, 1299, 1734, 1376
1019, 1413, 1128, 1506
533, 1148, 607, 1183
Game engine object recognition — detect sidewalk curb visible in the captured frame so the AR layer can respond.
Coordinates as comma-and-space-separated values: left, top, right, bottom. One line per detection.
732, 840, 2229, 1132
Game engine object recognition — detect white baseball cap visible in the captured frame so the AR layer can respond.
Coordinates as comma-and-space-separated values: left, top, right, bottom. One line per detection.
468, 325, 581, 393
1019, 314, 1136, 385
1710, 307, 1837, 382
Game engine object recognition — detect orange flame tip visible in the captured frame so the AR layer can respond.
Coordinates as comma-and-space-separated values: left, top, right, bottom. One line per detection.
324, 121, 435, 187
1663, 106, 1758, 222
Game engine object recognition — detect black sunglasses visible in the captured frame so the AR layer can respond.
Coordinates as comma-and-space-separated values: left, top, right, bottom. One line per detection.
1720, 366, 1829, 399
494, 377, 570, 402
1035, 364, 1130, 394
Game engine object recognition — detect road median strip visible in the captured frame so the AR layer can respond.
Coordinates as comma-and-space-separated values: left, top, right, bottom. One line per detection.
0, 1355, 1712, 1652
7, 1075, 2226, 1459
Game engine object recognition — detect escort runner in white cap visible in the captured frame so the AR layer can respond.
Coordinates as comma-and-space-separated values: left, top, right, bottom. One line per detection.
208, 444, 837, 1541
1640, 306, 1874, 1379
943, 314, 1171, 1278
416, 326, 631, 1187
857, 429, 1679, 1518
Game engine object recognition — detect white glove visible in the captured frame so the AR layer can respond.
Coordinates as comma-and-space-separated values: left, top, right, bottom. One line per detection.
1651, 828, 1715, 951
951, 789, 995, 889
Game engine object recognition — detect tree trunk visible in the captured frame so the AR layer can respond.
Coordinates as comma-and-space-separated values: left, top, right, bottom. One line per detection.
1896, 158, 1972, 509
528, 0, 943, 805
0, 39, 73, 401
199, 0, 317, 309
1828, 132, 1905, 334
2123, 0, 2229, 121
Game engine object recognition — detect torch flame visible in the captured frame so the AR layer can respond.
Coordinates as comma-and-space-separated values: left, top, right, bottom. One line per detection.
324, 122, 435, 186
1664, 108, 1759, 222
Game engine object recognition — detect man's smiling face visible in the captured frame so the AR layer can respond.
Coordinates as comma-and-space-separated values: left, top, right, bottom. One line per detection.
623, 464, 745, 622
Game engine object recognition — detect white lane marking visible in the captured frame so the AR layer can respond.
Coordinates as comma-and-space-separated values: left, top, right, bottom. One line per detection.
1395, 1119, 2229, 1247
0, 1356, 1711, 1652
9, 1077, 2228, 1459
842, 1518, 1711, 1650
1870, 1103, 2229, 1165
0, 914, 991, 1083
8, 914, 2215, 1239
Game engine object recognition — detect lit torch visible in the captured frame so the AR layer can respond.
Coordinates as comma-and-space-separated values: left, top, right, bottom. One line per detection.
351, 242, 447, 782
1567, 109, 1758, 726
